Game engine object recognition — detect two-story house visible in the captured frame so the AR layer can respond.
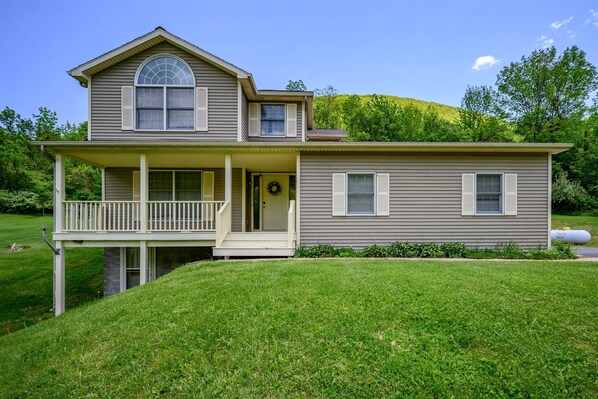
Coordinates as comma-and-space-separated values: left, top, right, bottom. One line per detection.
37, 28, 570, 315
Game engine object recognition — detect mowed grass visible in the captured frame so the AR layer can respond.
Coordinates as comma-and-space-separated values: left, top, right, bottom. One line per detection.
552, 214, 598, 246
0, 214, 103, 335
0, 259, 596, 398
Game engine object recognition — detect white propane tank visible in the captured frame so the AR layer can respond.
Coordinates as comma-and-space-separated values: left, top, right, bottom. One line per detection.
551, 229, 591, 244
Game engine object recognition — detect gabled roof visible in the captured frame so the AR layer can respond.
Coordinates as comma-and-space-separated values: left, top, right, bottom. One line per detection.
68, 27, 251, 84
68, 27, 315, 128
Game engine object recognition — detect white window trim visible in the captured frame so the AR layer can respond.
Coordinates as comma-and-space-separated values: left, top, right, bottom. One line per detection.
346, 172, 377, 217
259, 103, 286, 137
474, 172, 505, 216
134, 54, 196, 132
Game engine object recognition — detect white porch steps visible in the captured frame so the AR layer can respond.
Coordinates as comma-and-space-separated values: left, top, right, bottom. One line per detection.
213, 232, 295, 257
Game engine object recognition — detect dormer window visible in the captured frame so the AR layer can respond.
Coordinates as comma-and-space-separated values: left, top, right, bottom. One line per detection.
135, 56, 195, 130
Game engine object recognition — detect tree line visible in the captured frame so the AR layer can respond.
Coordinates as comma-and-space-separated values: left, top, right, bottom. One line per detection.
0, 107, 100, 213
300, 45, 598, 212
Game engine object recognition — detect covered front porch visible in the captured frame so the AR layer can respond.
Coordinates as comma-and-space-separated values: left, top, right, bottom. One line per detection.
46, 143, 300, 315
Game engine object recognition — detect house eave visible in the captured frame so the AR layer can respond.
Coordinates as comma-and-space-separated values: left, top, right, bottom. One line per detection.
33, 141, 573, 155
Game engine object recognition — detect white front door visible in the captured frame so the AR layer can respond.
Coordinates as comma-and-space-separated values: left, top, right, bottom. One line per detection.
261, 174, 289, 231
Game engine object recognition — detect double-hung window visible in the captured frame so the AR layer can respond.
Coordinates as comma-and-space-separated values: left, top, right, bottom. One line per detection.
261, 104, 285, 136
148, 171, 202, 201
136, 56, 195, 130
347, 173, 376, 215
332, 172, 389, 216
476, 174, 502, 214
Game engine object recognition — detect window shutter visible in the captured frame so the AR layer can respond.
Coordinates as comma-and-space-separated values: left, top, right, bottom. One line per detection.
504, 173, 517, 215
132, 171, 140, 201
376, 173, 390, 216
121, 86, 134, 130
249, 103, 260, 137
462, 173, 475, 215
195, 87, 208, 131
202, 171, 214, 201
286, 104, 297, 137
332, 173, 346, 216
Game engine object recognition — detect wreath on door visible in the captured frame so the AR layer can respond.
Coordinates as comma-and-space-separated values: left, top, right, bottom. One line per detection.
267, 181, 282, 196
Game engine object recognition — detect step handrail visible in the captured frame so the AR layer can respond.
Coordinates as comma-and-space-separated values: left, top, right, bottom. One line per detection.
288, 200, 296, 248
215, 201, 231, 247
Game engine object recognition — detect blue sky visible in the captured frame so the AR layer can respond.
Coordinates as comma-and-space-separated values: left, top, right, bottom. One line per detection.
1, 0, 597, 124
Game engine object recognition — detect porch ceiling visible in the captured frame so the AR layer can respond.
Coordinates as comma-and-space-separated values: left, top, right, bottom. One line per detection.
43, 147, 297, 171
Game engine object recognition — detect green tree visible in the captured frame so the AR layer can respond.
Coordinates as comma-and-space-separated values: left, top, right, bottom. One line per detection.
459, 85, 509, 142
285, 80, 307, 91
496, 46, 598, 142
313, 85, 342, 129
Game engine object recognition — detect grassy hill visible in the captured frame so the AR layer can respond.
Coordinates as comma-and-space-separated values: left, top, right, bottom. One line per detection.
0, 214, 103, 335
336, 94, 462, 122
1, 259, 596, 398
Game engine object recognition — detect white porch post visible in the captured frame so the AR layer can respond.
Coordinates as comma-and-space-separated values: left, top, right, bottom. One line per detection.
140, 240, 148, 285
54, 241, 65, 315
55, 153, 65, 233
225, 154, 232, 203
54, 153, 66, 316
296, 152, 301, 246
140, 154, 148, 233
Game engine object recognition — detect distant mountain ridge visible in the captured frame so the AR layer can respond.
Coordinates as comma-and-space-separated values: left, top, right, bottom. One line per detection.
336, 94, 461, 122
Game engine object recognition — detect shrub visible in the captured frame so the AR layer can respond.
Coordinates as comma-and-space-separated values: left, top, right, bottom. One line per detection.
387, 242, 418, 258
551, 241, 577, 259
440, 242, 467, 258
496, 241, 525, 259
337, 247, 359, 257
465, 248, 501, 259
552, 173, 594, 211
526, 248, 565, 260
294, 244, 338, 258
360, 244, 388, 258
412, 243, 443, 258
0, 191, 42, 214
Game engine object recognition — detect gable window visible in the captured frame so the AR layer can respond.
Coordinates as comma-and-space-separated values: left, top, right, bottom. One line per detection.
261, 104, 285, 136
136, 56, 195, 131
347, 173, 375, 215
476, 174, 502, 214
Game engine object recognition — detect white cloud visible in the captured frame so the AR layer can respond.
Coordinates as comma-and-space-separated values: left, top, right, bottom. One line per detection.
591, 9, 598, 18
567, 30, 576, 38
537, 35, 555, 48
550, 16, 573, 29
472, 55, 499, 71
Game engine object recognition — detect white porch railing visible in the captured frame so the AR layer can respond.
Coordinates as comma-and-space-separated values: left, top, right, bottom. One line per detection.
148, 201, 224, 232
62, 201, 224, 232
288, 200, 296, 247
215, 201, 231, 247
64, 201, 140, 232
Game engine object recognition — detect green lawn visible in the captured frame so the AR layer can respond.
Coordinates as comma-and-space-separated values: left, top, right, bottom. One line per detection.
0, 214, 103, 335
0, 259, 596, 398
552, 214, 598, 246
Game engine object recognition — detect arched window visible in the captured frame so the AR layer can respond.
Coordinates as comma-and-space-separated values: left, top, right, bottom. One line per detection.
135, 55, 195, 130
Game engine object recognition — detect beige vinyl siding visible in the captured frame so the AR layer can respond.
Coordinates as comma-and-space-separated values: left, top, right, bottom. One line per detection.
247, 102, 302, 142
299, 153, 549, 250
104, 168, 242, 232
240, 91, 248, 141
91, 42, 238, 141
